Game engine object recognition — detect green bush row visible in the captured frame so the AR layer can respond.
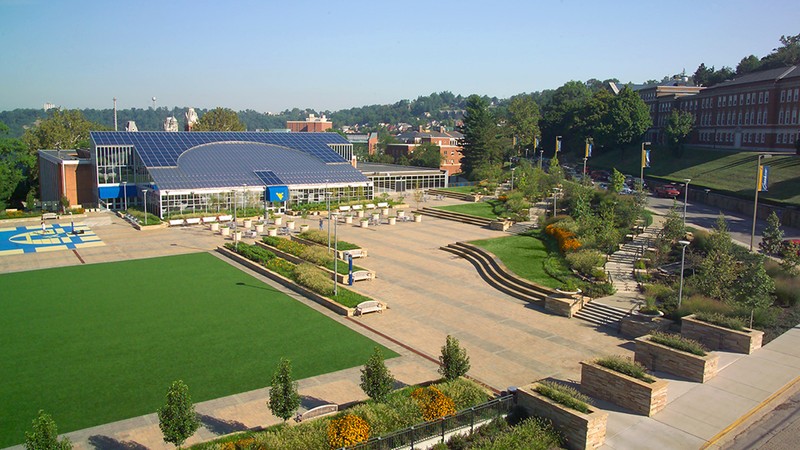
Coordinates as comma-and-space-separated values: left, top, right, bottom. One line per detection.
693, 312, 746, 331
649, 332, 707, 356
565, 249, 605, 277
595, 355, 655, 383
224, 243, 275, 265
298, 230, 361, 251
534, 380, 590, 414
433, 416, 563, 450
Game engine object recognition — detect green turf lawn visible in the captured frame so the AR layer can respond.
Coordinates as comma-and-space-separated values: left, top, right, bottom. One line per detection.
469, 233, 566, 289
434, 201, 501, 219
440, 186, 475, 194
0, 252, 396, 447
587, 145, 800, 207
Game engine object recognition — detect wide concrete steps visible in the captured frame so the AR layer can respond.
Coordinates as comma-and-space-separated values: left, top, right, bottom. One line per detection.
441, 242, 556, 304
574, 301, 630, 329
427, 188, 472, 201
416, 207, 492, 227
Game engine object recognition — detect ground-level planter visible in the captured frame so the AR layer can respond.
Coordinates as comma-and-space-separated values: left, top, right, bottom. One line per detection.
634, 335, 719, 383
267, 227, 278, 236
580, 362, 668, 417
387, 217, 396, 225
414, 214, 422, 223
360, 220, 369, 228
273, 216, 283, 226
681, 314, 763, 354
255, 223, 264, 233
620, 316, 674, 339
344, 215, 353, 224
517, 382, 607, 450
210, 222, 220, 232
286, 220, 295, 230
299, 224, 310, 233
221, 227, 230, 237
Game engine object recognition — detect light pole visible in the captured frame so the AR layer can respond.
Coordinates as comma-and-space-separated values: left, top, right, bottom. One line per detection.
677, 240, 690, 308
326, 180, 331, 252
142, 189, 148, 225
555, 136, 562, 158
233, 190, 237, 224
69, 211, 74, 234
510, 168, 516, 190
682, 178, 691, 228
552, 188, 562, 216
640, 141, 651, 187
333, 213, 339, 296
190, 191, 195, 214
539, 149, 544, 169
165, 190, 170, 219
242, 184, 247, 217
750, 154, 772, 251
122, 181, 128, 211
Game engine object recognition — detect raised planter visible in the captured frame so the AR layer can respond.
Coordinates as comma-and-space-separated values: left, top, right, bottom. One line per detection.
396, 210, 406, 218
267, 227, 278, 237
680, 314, 763, 354
356, 210, 365, 218
371, 212, 380, 222
210, 222, 220, 232
517, 382, 607, 450
273, 216, 283, 226
233, 231, 243, 241
221, 227, 230, 237
620, 316, 673, 339
216, 246, 354, 317
360, 219, 369, 228
387, 217, 396, 225
489, 219, 513, 231
634, 335, 719, 383
580, 362, 668, 417
414, 214, 422, 223
299, 224, 310, 233
545, 294, 588, 318
255, 223, 264, 233
286, 220, 295, 230
344, 215, 353, 224
243, 219, 252, 229
381, 207, 390, 216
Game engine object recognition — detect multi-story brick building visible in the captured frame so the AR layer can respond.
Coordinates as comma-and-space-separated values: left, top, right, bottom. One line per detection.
384, 127, 463, 175
286, 114, 333, 132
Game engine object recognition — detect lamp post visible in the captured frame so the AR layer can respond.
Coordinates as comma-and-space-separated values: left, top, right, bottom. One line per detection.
750, 154, 771, 251
682, 178, 691, 228
677, 240, 690, 308
510, 168, 516, 190
333, 213, 339, 296
326, 180, 331, 252
142, 189, 148, 225
242, 184, 247, 217
233, 190, 237, 224
539, 149, 544, 169
122, 181, 128, 211
555, 136, 562, 158
165, 191, 170, 219
640, 141, 651, 186
190, 191, 195, 214
552, 188, 562, 216
69, 211, 74, 234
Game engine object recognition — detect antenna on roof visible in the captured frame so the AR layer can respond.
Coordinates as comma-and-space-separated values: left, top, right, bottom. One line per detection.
113, 97, 118, 131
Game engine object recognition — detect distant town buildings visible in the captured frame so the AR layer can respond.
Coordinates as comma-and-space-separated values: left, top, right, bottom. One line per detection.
384, 126, 464, 175
286, 114, 332, 132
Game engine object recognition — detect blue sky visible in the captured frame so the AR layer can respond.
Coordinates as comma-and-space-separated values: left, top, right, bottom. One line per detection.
1, 0, 797, 112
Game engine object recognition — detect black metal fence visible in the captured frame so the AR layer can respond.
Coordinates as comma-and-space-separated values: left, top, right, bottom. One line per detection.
347, 394, 514, 450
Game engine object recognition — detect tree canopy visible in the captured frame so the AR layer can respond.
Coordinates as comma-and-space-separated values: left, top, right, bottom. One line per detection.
193, 107, 246, 131
458, 95, 506, 179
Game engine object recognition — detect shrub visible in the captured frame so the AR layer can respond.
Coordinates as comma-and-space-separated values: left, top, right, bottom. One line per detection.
226, 242, 275, 265
690, 229, 712, 254
649, 332, 707, 356
265, 257, 294, 278
580, 281, 615, 298
534, 381, 590, 414
774, 276, 800, 307
595, 355, 655, 383
436, 378, 490, 410
327, 414, 370, 449
298, 230, 361, 251
299, 245, 333, 266
591, 268, 608, 282
674, 295, 734, 318
693, 312, 746, 331
411, 386, 456, 421
643, 283, 674, 304
262, 236, 306, 256
293, 263, 334, 296
565, 249, 605, 276
469, 417, 563, 450
634, 259, 646, 270
544, 224, 581, 253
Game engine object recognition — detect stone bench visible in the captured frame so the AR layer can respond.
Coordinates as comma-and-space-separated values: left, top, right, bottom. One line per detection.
343, 249, 366, 259
351, 270, 373, 282
294, 404, 338, 423
169, 219, 185, 226
185, 218, 202, 225
218, 215, 233, 222
42, 213, 59, 220
355, 300, 383, 316
202, 216, 218, 224
376, 202, 389, 208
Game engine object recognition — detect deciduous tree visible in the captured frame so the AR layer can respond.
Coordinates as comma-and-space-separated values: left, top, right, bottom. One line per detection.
24, 410, 72, 450
506, 95, 540, 157
359, 347, 395, 403
664, 110, 694, 158
268, 358, 300, 422
760, 211, 785, 255
193, 107, 246, 131
157, 380, 200, 448
439, 335, 470, 381
409, 142, 442, 168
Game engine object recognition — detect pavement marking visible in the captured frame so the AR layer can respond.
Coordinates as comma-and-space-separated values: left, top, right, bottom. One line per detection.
699, 375, 800, 449
72, 249, 86, 264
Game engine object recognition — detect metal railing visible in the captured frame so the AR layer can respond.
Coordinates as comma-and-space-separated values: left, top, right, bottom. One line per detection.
347, 394, 514, 450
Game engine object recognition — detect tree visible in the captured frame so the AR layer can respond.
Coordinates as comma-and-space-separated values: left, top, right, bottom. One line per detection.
664, 110, 694, 157
605, 86, 651, 147
438, 335, 470, 380
760, 211, 785, 255
736, 55, 762, 75
268, 358, 300, 422
0, 122, 31, 209
759, 33, 800, 70
733, 255, 775, 319
157, 380, 200, 448
458, 95, 503, 179
610, 168, 625, 194
359, 347, 395, 403
193, 107, 246, 131
24, 410, 72, 450
506, 95, 540, 157
781, 242, 800, 275
409, 142, 442, 168
692, 63, 714, 86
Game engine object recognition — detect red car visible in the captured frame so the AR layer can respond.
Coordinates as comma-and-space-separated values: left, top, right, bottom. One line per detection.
783, 239, 800, 255
655, 184, 681, 198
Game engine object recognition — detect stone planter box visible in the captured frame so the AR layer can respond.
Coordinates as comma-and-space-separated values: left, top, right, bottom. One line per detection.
356, 210, 365, 218
468, 194, 483, 202
681, 314, 763, 354
360, 220, 369, 228
381, 207, 390, 216
620, 316, 674, 339
210, 222, 220, 232
255, 223, 264, 233
344, 215, 353, 224
387, 217, 396, 225
267, 227, 278, 236
545, 294, 588, 318
221, 227, 230, 237
233, 231, 242, 241
517, 382, 607, 450
299, 224, 310, 233
489, 219, 513, 231
273, 216, 283, 226
286, 220, 295, 230
243, 219, 252, 229
396, 210, 406, 218
634, 335, 719, 383
414, 214, 422, 223
580, 362, 668, 417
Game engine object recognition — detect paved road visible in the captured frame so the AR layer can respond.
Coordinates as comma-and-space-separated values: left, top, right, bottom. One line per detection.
723, 389, 800, 450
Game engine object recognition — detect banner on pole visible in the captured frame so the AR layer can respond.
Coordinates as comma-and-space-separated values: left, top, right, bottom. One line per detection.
585, 142, 593, 158
555, 138, 562, 154
759, 165, 770, 191
641, 149, 651, 168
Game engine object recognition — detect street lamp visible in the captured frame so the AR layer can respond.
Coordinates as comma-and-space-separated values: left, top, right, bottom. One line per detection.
122, 181, 128, 211
333, 213, 339, 296
69, 211, 74, 234
555, 136, 562, 158
640, 141, 651, 186
682, 178, 691, 228
165, 190, 170, 219
326, 180, 331, 252
233, 190, 237, 224
142, 189, 148, 225
552, 188, 562, 216
539, 149, 544, 169
677, 240, 690, 308
510, 168, 516, 190
750, 154, 772, 251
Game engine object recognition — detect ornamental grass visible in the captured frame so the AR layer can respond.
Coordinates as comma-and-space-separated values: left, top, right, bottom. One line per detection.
595, 355, 655, 383
693, 312, 746, 331
534, 380, 590, 414
649, 332, 707, 356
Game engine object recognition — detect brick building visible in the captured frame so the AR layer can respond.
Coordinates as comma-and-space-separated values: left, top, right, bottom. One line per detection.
286, 114, 333, 132
384, 127, 463, 175
38, 149, 97, 209
615, 79, 704, 144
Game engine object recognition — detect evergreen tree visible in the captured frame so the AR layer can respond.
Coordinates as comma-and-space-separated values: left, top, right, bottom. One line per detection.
359, 347, 395, 403
760, 211, 785, 255
157, 380, 200, 448
24, 410, 72, 450
458, 95, 499, 179
610, 168, 625, 193
439, 335, 470, 381
268, 358, 300, 422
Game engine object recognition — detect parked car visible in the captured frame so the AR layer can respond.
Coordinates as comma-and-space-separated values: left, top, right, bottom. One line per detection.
619, 186, 634, 195
655, 184, 681, 198
783, 239, 800, 255
590, 170, 611, 182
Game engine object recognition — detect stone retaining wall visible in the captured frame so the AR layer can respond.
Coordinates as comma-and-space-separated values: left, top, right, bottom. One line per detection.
634, 335, 719, 383
681, 315, 763, 354
545, 295, 588, 318
620, 316, 674, 338
517, 383, 607, 450
580, 362, 668, 416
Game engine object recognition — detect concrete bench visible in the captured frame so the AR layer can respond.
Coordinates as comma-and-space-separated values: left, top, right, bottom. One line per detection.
355, 300, 383, 316
365, 203, 377, 209
185, 218, 202, 225
351, 270, 373, 282
338, 205, 352, 211
202, 216, 218, 223
343, 249, 365, 259
42, 213, 59, 220
294, 404, 338, 423
351, 204, 363, 210
218, 215, 233, 222
377, 202, 389, 208
169, 219, 185, 226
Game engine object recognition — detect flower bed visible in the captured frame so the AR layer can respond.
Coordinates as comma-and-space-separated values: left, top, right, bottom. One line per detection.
580, 360, 668, 417
261, 236, 369, 276
298, 229, 361, 251
634, 334, 719, 383
681, 314, 764, 354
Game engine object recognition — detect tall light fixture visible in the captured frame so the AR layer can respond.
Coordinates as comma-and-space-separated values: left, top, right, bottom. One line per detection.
122, 181, 128, 211
677, 240, 690, 308
510, 168, 516, 190
682, 178, 691, 228
750, 154, 772, 251
142, 189, 148, 225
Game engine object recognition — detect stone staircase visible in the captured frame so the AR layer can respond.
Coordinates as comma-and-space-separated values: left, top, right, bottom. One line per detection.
426, 188, 473, 201
506, 222, 537, 235
441, 242, 556, 304
573, 301, 631, 329
416, 207, 493, 227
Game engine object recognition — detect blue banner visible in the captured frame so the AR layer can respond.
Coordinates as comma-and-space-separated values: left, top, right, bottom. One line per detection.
586, 143, 593, 158
760, 166, 769, 192
348, 255, 354, 286
645, 149, 651, 168
266, 186, 289, 202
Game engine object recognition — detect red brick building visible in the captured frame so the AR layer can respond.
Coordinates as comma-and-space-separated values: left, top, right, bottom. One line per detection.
286, 114, 333, 132
616, 79, 703, 144
38, 149, 96, 209
385, 127, 464, 175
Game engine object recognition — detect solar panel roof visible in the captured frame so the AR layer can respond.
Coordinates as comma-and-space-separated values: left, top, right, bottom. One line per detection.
90, 131, 351, 167
141, 141, 367, 190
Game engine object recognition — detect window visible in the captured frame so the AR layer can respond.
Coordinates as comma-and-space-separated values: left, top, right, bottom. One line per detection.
763, 108, 768, 123
739, 94, 744, 105
746, 93, 751, 105
779, 110, 785, 124
765, 92, 770, 103
793, 108, 798, 124
718, 97, 722, 107
781, 90, 787, 102
738, 112, 742, 125
757, 110, 763, 125
794, 88, 799, 102
791, 133, 796, 144
759, 92, 764, 104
